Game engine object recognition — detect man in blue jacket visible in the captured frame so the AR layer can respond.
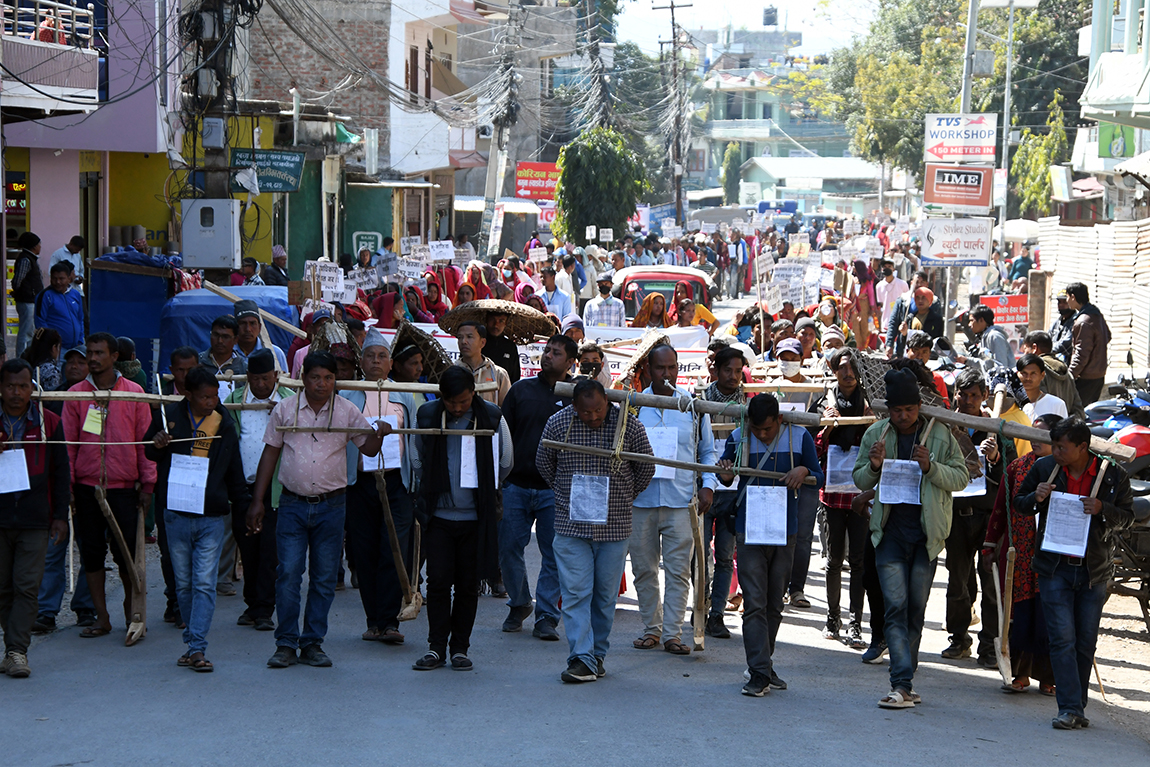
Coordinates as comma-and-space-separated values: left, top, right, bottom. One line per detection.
718, 394, 825, 696
34, 262, 84, 350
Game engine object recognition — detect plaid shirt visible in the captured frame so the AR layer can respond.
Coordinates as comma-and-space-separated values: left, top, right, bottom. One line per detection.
582, 295, 626, 328
537, 404, 655, 542
703, 383, 744, 495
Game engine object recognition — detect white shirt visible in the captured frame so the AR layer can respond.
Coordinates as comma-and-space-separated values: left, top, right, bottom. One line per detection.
51, 246, 84, 285
555, 270, 576, 307
239, 386, 283, 482
875, 277, 909, 327
1023, 393, 1068, 422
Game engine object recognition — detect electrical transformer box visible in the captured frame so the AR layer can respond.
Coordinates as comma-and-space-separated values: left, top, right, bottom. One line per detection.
180, 199, 242, 269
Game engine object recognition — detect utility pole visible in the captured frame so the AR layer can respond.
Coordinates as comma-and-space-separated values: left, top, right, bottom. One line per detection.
477, 1, 523, 261
998, 0, 1015, 231
654, 0, 691, 225
959, 0, 980, 113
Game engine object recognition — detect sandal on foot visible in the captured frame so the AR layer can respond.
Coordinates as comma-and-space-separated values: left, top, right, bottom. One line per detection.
663, 639, 691, 655
361, 628, 382, 641
1002, 678, 1029, 694
380, 628, 405, 645
878, 688, 916, 709
177, 653, 194, 667
189, 653, 213, 673
1039, 683, 1056, 697
633, 634, 660, 649
80, 625, 111, 638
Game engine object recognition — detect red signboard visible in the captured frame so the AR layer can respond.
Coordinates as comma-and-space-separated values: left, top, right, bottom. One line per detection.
923, 163, 993, 214
980, 294, 1028, 326
514, 162, 561, 200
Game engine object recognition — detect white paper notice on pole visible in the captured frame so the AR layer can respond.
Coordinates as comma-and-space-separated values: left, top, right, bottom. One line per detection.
1040, 491, 1092, 558
586, 225, 597, 241
569, 475, 609, 525
824, 445, 860, 493
700, 223, 717, 234
0, 449, 31, 493
599, 228, 613, 243
763, 284, 783, 314
167, 454, 209, 515
920, 217, 992, 267
662, 217, 676, 231
844, 219, 862, 235
646, 426, 678, 480
527, 246, 549, 261
878, 459, 922, 506
410, 244, 432, 264
745, 485, 788, 546
429, 240, 455, 262
305, 261, 344, 294
397, 258, 424, 279
399, 236, 421, 255
954, 451, 987, 498
460, 435, 499, 489
349, 266, 380, 291
687, 220, 700, 231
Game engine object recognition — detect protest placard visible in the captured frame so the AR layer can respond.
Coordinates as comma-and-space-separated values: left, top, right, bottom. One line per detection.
399, 236, 421, 256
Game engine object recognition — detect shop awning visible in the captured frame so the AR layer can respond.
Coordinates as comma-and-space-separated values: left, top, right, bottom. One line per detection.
454, 195, 541, 214
347, 180, 439, 189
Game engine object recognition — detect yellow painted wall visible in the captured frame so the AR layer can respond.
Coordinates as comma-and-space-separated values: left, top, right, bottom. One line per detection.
6, 146, 30, 175
106, 114, 278, 263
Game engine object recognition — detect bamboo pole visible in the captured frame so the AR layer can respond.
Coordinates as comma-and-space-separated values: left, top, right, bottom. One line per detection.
553, 381, 824, 428
868, 398, 1135, 463
275, 426, 495, 436
203, 280, 308, 339
38, 379, 497, 402
539, 439, 818, 485
742, 381, 831, 393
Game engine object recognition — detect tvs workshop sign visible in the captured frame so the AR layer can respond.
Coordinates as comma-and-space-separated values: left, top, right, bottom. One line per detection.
514, 162, 561, 201
924, 113, 998, 163
923, 163, 994, 215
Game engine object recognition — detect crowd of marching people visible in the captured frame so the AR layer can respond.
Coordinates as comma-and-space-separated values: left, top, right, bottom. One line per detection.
0, 218, 1133, 734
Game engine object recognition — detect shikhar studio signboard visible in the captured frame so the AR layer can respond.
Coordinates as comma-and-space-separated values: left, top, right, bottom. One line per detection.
920, 218, 992, 267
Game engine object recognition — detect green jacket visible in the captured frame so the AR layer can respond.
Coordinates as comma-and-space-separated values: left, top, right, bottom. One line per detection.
852, 417, 970, 560
225, 384, 294, 508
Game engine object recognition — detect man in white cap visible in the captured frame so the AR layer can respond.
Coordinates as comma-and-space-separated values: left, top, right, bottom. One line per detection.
262, 246, 290, 287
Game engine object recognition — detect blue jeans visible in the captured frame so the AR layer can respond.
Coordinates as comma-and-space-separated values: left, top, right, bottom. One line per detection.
553, 533, 629, 670
788, 487, 819, 596
875, 532, 937, 693
15, 302, 35, 357
164, 510, 227, 654
704, 492, 737, 618
275, 494, 346, 649
499, 483, 560, 623
37, 530, 94, 620
1038, 562, 1108, 718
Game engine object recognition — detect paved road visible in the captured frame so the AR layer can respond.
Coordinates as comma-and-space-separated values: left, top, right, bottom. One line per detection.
6, 538, 1148, 766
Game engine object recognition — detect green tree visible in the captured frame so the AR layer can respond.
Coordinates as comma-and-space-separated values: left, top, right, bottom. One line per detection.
721, 142, 741, 205
554, 126, 649, 246
1010, 91, 1069, 217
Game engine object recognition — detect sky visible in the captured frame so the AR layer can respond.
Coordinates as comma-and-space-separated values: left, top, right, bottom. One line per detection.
614, 0, 875, 59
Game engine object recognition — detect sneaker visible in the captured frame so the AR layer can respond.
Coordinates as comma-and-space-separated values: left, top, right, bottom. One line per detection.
253, 617, 275, 632
741, 672, 770, 697
941, 640, 972, 660
976, 653, 998, 669
847, 621, 867, 650
31, 616, 56, 634
236, 612, 255, 627
823, 620, 841, 640
413, 651, 446, 671
267, 647, 298, 668
769, 671, 787, 690
596, 657, 605, 678
1074, 715, 1090, 728
861, 640, 888, 664
705, 614, 731, 639
216, 581, 237, 597
502, 604, 534, 633
450, 653, 473, 671
298, 644, 332, 667
74, 612, 97, 628
532, 617, 560, 641
0, 651, 30, 678
561, 658, 598, 683
1052, 712, 1081, 730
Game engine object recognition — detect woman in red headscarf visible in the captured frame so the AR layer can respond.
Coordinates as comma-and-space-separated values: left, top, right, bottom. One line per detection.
403, 285, 435, 323
666, 279, 719, 333
422, 272, 451, 321
464, 263, 491, 300
631, 292, 670, 328
455, 282, 478, 305
372, 291, 406, 329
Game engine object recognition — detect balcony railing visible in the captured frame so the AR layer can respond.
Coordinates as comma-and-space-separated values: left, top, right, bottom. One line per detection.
2, 0, 100, 109
3, 0, 97, 48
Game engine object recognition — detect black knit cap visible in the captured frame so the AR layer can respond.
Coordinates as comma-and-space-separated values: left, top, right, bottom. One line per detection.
247, 348, 276, 375
884, 368, 921, 407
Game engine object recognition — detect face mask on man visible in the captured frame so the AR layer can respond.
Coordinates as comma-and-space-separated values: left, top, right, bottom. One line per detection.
580, 361, 602, 377
599, 282, 611, 295
882, 268, 893, 278
779, 360, 802, 377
